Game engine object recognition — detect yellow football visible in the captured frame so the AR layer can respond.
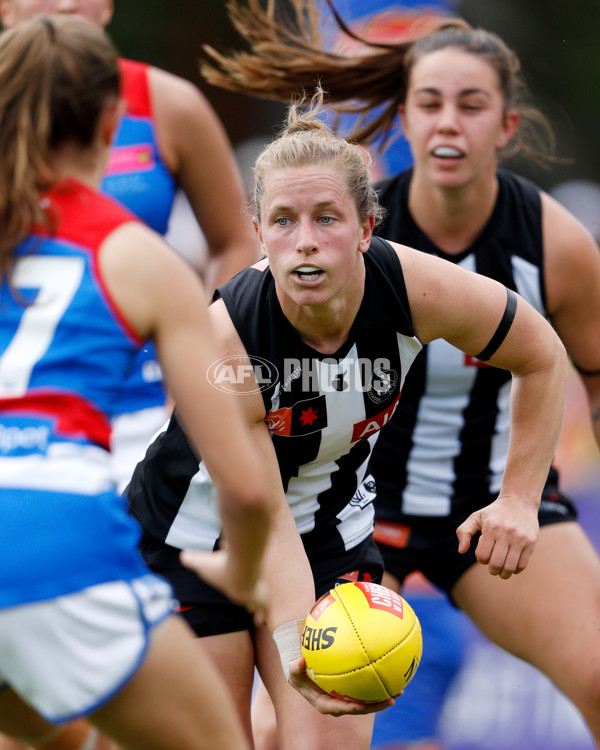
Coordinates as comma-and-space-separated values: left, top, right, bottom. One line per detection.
301, 581, 422, 702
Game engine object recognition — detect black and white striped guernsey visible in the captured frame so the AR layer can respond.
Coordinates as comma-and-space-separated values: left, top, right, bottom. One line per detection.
127, 236, 423, 559
369, 168, 546, 520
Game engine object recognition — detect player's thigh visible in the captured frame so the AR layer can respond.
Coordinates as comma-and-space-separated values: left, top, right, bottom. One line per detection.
196, 628, 256, 737
452, 521, 600, 683
255, 624, 374, 750
251, 676, 278, 750
91, 615, 250, 750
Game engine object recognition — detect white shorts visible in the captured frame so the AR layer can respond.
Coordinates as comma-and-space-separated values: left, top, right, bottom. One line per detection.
0, 574, 175, 723
111, 406, 170, 494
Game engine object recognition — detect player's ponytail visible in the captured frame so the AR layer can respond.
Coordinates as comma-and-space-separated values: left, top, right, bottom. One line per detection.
0, 16, 120, 278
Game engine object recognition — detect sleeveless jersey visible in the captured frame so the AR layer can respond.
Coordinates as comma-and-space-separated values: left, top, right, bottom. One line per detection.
0, 180, 149, 607
102, 59, 176, 415
127, 236, 422, 560
370, 168, 546, 519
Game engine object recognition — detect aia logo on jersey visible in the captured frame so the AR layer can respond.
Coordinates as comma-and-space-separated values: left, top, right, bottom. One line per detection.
351, 395, 400, 442
367, 367, 398, 404
266, 395, 327, 436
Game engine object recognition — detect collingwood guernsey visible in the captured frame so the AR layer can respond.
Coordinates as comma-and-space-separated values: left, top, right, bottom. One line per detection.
127, 236, 422, 562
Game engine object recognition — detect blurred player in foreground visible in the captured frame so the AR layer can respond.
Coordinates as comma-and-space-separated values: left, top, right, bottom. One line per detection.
0, 0, 260, 494
0, 16, 274, 750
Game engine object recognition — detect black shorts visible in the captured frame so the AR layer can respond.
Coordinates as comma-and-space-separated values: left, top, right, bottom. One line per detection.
373, 476, 578, 599
139, 530, 384, 637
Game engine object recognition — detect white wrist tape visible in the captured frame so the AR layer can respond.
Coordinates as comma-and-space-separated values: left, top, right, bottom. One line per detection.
272, 619, 304, 680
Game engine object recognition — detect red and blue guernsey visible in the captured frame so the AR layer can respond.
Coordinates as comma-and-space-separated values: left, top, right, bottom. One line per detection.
0, 180, 150, 608
101, 59, 177, 416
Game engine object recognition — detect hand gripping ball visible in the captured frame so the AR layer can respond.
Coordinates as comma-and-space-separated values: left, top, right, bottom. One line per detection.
301, 581, 422, 702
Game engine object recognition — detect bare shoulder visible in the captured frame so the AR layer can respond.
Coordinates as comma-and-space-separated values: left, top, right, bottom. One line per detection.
208, 298, 243, 352
542, 191, 597, 251
147, 65, 235, 177
384, 239, 420, 269
100, 221, 205, 339
386, 238, 456, 287
101, 221, 175, 276
147, 65, 218, 123
541, 191, 600, 312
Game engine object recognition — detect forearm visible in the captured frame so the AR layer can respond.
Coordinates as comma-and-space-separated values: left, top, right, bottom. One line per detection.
218, 487, 272, 598
501, 362, 567, 503
260, 499, 315, 632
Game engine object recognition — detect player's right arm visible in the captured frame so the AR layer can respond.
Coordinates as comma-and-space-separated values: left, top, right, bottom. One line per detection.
202, 297, 316, 630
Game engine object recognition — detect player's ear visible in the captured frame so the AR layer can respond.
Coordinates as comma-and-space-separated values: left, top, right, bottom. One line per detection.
497, 109, 519, 150
359, 215, 375, 254
100, 0, 114, 27
99, 97, 123, 147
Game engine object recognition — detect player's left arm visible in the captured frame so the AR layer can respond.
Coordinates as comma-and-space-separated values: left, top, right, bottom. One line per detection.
149, 67, 260, 291
541, 191, 600, 451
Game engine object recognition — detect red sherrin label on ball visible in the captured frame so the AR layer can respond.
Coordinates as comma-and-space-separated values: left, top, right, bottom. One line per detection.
354, 581, 405, 619
309, 592, 337, 623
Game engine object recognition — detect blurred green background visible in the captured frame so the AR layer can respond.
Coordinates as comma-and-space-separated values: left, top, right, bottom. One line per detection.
105, 0, 600, 191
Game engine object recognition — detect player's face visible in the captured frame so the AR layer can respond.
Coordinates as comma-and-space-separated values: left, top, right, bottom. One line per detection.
0, 0, 113, 27
401, 47, 518, 189
255, 164, 373, 315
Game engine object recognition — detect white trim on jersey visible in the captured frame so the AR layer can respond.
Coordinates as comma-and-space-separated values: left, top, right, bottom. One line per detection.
111, 405, 171, 494
165, 461, 222, 551
0, 443, 113, 495
512, 255, 544, 316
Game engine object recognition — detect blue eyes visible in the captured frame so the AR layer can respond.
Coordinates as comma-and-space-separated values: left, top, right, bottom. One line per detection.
274, 216, 335, 226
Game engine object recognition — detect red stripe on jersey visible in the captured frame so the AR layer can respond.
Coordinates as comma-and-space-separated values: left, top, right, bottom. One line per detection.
0, 391, 111, 449
37, 179, 137, 252
34, 179, 143, 345
118, 58, 153, 118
